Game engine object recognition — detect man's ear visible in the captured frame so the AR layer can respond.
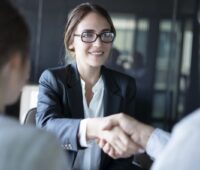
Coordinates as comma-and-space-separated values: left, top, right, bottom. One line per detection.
9, 53, 22, 69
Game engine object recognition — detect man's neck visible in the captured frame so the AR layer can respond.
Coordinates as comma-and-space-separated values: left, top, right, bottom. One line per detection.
0, 106, 4, 113
0, 81, 5, 113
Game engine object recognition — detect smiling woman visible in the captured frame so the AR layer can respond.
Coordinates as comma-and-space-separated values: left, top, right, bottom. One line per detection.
36, 2, 138, 170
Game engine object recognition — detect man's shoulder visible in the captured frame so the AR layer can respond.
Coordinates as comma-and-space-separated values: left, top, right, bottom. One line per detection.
0, 116, 57, 143
0, 117, 67, 170
174, 108, 200, 133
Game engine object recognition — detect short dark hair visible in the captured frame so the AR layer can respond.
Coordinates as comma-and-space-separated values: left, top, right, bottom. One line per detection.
0, 0, 30, 68
64, 2, 116, 54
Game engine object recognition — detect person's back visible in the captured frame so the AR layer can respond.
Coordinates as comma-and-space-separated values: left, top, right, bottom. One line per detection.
0, 116, 68, 170
0, 1, 68, 169
151, 108, 200, 170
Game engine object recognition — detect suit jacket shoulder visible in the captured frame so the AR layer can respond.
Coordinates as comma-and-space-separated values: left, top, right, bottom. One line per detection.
0, 116, 67, 170
39, 64, 80, 91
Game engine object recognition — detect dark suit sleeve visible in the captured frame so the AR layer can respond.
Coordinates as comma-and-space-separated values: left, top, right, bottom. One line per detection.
36, 70, 81, 151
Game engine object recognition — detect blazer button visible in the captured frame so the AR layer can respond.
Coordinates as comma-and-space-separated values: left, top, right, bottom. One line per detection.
64, 144, 72, 150
64, 144, 68, 150
68, 143, 72, 150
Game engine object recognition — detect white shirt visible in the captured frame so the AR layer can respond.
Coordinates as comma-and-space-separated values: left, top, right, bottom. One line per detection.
74, 76, 104, 170
146, 128, 170, 160
151, 108, 200, 170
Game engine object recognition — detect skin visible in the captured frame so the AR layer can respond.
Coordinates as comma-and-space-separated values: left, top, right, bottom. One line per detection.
0, 52, 29, 113
70, 12, 113, 104
99, 113, 155, 159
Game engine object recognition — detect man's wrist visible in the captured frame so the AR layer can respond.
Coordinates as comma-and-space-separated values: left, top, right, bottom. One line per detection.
135, 123, 155, 148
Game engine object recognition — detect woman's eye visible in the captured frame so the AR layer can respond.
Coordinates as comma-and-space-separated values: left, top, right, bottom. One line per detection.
82, 32, 94, 38
103, 32, 112, 37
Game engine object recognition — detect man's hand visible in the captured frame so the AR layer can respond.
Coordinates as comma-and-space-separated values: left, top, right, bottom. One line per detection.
98, 113, 154, 158
97, 126, 143, 159
85, 117, 142, 159
103, 113, 154, 148
85, 114, 154, 159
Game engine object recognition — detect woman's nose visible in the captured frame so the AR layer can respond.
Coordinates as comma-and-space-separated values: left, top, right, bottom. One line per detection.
92, 36, 102, 46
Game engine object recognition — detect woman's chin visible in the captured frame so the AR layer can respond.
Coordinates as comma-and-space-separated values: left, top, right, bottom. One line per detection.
88, 59, 106, 68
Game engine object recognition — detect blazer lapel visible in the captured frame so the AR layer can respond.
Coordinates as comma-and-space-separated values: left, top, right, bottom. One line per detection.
100, 66, 123, 170
102, 66, 122, 116
66, 63, 84, 119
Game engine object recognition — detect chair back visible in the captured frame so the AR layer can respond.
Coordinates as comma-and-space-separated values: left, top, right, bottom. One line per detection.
24, 108, 37, 125
20, 85, 39, 124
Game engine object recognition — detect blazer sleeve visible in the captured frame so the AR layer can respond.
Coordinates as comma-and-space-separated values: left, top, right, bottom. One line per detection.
36, 69, 81, 151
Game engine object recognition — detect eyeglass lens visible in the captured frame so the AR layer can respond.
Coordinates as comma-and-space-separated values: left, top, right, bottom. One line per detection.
81, 32, 114, 43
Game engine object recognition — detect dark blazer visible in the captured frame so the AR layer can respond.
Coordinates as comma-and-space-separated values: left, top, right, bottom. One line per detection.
36, 63, 137, 170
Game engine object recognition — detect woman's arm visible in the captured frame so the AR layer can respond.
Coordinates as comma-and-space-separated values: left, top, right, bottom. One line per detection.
36, 70, 81, 151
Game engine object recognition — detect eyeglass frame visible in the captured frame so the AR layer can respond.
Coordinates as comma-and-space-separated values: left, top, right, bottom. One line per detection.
73, 31, 115, 43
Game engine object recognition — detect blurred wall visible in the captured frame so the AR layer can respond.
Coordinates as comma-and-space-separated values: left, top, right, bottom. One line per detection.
11, 0, 197, 83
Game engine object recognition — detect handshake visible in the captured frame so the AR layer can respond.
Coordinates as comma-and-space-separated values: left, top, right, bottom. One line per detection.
86, 113, 155, 159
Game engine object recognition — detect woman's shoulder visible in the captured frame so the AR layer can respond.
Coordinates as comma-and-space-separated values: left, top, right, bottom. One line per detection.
102, 66, 135, 82
42, 64, 72, 75
39, 64, 79, 90
40, 64, 75, 80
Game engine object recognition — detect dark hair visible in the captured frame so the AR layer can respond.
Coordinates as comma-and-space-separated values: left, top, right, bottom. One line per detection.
64, 2, 116, 54
0, 0, 30, 68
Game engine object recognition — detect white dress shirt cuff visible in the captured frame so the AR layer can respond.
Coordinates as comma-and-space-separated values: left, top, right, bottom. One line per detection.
79, 119, 92, 147
146, 128, 170, 160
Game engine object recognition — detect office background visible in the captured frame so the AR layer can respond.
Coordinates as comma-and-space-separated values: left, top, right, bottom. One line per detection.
7, 0, 200, 131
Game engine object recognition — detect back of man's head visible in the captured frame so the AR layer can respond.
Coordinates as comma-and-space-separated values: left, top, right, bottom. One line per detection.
0, 0, 30, 68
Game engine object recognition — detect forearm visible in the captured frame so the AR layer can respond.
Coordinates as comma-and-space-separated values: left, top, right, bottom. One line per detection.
40, 118, 81, 151
134, 122, 155, 149
86, 117, 104, 140
146, 128, 170, 159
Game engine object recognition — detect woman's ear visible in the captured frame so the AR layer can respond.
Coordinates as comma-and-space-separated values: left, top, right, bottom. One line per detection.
68, 44, 74, 51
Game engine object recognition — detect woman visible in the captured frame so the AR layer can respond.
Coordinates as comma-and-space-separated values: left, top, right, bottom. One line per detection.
0, 1, 67, 170
36, 2, 137, 170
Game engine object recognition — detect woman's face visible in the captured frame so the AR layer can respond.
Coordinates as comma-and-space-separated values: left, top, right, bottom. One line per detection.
70, 12, 113, 69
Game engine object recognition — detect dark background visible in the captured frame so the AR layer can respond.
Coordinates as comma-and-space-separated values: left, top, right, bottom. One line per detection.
7, 0, 200, 131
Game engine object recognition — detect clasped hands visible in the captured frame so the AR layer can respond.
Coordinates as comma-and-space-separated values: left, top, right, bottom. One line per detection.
86, 113, 154, 159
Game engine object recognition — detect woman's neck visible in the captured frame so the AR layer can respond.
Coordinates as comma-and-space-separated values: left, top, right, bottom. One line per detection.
77, 64, 101, 87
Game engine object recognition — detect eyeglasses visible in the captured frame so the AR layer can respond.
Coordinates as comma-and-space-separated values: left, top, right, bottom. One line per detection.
74, 31, 115, 43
